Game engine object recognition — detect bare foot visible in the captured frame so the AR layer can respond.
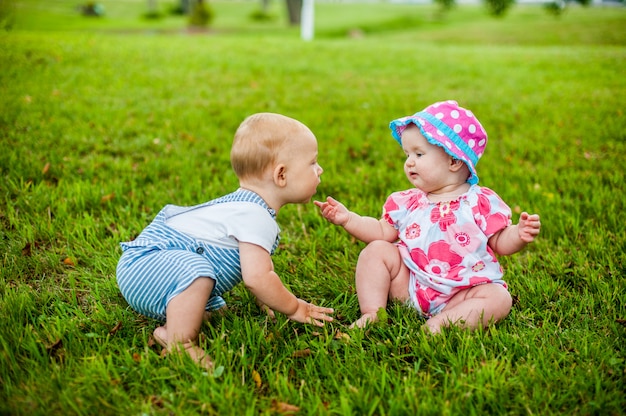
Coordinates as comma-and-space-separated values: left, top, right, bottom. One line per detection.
153, 326, 167, 348
153, 327, 214, 370
349, 313, 378, 329
175, 342, 214, 371
422, 321, 441, 335
161, 342, 214, 371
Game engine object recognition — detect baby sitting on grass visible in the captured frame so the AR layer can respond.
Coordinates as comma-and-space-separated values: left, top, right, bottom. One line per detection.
316, 101, 540, 333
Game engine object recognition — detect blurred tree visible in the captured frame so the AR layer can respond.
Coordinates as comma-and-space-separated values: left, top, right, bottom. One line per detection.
483, 0, 515, 17
286, 0, 302, 25
143, 0, 163, 19
434, 0, 456, 13
180, 0, 190, 14
433, 0, 455, 18
251, 0, 276, 21
0, 0, 16, 29
80, 2, 105, 16
544, 0, 594, 17
188, 0, 213, 27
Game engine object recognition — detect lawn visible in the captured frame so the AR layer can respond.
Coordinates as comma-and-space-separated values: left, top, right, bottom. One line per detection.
1, 1, 625, 415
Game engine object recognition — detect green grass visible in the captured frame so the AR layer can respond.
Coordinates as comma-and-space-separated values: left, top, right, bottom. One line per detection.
1, 1, 625, 414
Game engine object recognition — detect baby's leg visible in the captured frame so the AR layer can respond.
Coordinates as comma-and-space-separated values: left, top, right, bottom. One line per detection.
153, 306, 224, 348
424, 283, 512, 334
351, 240, 409, 328
160, 276, 215, 369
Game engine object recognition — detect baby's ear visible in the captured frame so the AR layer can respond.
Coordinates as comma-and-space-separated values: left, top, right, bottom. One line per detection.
273, 164, 288, 187
449, 157, 465, 172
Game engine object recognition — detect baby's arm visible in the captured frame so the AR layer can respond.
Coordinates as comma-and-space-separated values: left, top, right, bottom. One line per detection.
239, 242, 334, 327
314, 196, 397, 243
489, 212, 541, 256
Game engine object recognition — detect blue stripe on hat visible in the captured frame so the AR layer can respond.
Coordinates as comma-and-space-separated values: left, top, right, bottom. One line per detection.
417, 111, 479, 166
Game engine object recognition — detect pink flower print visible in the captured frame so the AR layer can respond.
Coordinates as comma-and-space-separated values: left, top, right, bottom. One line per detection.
468, 276, 491, 286
446, 223, 481, 254
430, 200, 460, 231
411, 240, 464, 281
456, 232, 470, 247
472, 194, 491, 231
426, 259, 450, 276
399, 190, 424, 212
383, 197, 400, 214
415, 285, 441, 315
405, 223, 421, 240
409, 198, 425, 212
472, 261, 486, 272
382, 196, 400, 226
472, 194, 510, 236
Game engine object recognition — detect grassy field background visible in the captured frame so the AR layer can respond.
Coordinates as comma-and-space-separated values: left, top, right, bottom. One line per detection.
1, 1, 625, 414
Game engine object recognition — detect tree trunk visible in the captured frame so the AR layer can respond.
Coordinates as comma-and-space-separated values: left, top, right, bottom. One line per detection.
286, 0, 302, 25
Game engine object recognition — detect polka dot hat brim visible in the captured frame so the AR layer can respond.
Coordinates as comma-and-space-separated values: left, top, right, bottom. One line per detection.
389, 100, 488, 185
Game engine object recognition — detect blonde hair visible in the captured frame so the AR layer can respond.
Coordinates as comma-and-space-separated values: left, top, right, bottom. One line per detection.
230, 113, 309, 180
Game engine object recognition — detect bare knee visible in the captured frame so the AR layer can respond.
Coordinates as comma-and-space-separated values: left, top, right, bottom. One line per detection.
357, 240, 402, 271
356, 241, 409, 302
359, 239, 396, 256
430, 283, 512, 332
489, 284, 513, 317
472, 283, 512, 323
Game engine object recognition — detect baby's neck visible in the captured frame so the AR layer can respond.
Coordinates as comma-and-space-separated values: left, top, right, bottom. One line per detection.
426, 182, 471, 203
238, 182, 282, 214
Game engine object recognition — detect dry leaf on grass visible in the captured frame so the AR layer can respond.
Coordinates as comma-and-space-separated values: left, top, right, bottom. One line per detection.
252, 369, 262, 388
334, 331, 350, 341
22, 242, 32, 256
109, 321, 122, 336
45, 338, 63, 355
271, 400, 300, 414
101, 193, 115, 203
292, 348, 311, 358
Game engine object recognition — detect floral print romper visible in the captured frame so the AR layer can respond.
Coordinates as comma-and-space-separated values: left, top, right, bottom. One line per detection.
382, 185, 512, 317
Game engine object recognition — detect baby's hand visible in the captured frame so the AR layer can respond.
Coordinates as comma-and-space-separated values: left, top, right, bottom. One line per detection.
256, 300, 276, 319
287, 299, 334, 327
518, 212, 541, 243
314, 196, 351, 227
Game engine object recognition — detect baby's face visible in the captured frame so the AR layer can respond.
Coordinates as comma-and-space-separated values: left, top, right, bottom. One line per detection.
281, 130, 323, 203
401, 125, 456, 193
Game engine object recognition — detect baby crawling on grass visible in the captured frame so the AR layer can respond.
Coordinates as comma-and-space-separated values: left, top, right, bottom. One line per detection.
117, 113, 333, 369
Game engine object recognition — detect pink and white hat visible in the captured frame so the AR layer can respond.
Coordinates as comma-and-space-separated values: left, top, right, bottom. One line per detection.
389, 100, 488, 185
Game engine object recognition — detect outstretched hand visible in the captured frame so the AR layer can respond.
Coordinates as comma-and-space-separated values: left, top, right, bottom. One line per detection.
518, 212, 541, 243
314, 196, 350, 226
256, 299, 276, 319
287, 299, 334, 327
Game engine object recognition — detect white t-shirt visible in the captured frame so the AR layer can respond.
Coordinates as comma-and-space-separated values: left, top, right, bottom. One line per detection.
166, 201, 279, 253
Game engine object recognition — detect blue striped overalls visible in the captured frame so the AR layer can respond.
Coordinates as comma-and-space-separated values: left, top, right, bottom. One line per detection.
116, 189, 279, 321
